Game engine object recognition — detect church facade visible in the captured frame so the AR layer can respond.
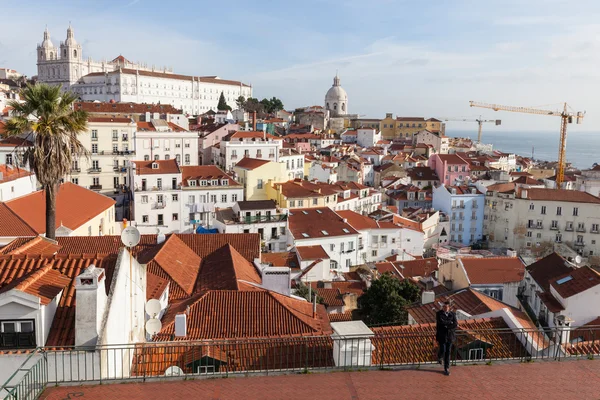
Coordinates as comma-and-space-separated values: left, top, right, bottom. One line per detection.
324, 74, 356, 132
36, 26, 252, 115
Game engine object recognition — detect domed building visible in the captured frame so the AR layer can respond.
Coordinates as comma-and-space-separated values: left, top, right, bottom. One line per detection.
324, 74, 348, 117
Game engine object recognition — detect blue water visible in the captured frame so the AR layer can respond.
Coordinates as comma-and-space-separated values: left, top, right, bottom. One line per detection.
447, 130, 600, 169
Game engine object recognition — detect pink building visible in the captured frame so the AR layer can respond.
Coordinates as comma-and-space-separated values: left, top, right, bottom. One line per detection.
195, 123, 239, 165
429, 154, 470, 185
283, 133, 318, 153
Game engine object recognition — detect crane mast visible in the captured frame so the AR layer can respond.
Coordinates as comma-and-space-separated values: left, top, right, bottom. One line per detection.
469, 101, 584, 187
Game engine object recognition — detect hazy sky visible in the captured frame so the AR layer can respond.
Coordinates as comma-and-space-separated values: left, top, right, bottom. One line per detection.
3, 0, 600, 132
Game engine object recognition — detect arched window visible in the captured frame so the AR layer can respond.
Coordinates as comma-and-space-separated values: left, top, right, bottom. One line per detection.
49, 51, 53, 59
74, 49, 77, 58
333, 103, 337, 111
63, 49, 67, 57
341, 103, 346, 112
326, 102, 330, 109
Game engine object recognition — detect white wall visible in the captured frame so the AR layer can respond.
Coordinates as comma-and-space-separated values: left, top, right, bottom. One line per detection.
0, 175, 37, 201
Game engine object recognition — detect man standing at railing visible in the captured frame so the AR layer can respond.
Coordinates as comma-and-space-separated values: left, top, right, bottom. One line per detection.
436, 301, 458, 376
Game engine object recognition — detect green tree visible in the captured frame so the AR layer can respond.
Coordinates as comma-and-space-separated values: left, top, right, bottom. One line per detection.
244, 97, 265, 115
267, 97, 284, 113
5, 83, 88, 239
217, 91, 231, 111
358, 274, 420, 325
294, 282, 324, 304
235, 95, 246, 110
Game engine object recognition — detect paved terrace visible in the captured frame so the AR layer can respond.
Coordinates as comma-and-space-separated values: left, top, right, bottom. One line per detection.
41, 359, 600, 400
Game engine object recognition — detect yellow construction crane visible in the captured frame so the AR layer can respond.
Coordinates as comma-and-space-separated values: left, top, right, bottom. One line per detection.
443, 116, 501, 144
469, 101, 585, 187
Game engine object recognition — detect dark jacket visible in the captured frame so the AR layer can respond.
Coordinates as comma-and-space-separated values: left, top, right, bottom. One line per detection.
436, 310, 458, 343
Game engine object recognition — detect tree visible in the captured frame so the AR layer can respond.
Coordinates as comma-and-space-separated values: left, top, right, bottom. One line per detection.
243, 97, 265, 115
217, 91, 231, 111
294, 282, 324, 304
267, 97, 284, 113
5, 83, 88, 239
235, 95, 246, 110
358, 274, 420, 325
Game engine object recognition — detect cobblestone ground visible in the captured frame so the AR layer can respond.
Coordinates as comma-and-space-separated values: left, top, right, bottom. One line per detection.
42, 359, 600, 400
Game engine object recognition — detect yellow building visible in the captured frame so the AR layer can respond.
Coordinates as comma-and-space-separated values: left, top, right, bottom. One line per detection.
233, 157, 287, 201
380, 114, 445, 140
266, 180, 339, 209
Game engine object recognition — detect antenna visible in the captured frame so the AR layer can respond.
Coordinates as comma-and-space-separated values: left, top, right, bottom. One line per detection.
145, 318, 162, 336
145, 299, 161, 318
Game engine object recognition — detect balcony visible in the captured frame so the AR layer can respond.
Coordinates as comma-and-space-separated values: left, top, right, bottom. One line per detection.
550, 226, 558, 230
70, 168, 81, 174
574, 241, 585, 247
565, 226, 574, 232
152, 202, 166, 210
576, 227, 586, 233
358, 245, 364, 250
88, 167, 102, 173
122, 135, 129, 141
592, 229, 599, 234
112, 150, 134, 156
536, 224, 543, 229
90, 184, 103, 190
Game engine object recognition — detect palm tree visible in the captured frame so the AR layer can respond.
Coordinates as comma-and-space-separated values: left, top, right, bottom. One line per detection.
5, 84, 88, 239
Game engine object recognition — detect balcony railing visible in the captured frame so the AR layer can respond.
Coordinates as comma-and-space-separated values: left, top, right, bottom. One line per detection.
550, 226, 558, 230
576, 227, 586, 233
152, 202, 166, 210
565, 226, 574, 231
3, 325, 600, 400
574, 241, 585, 247
88, 167, 102, 173
228, 214, 288, 224
70, 168, 81, 173
112, 150, 134, 156
0, 332, 36, 350
90, 185, 103, 190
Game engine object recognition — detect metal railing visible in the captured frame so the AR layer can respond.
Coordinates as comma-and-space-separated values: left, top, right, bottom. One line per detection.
2, 326, 600, 399
228, 214, 288, 224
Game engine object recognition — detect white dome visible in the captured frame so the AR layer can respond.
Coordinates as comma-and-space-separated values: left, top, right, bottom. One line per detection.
65, 25, 78, 46
325, 85, 348, 103
41, 28, 55, 49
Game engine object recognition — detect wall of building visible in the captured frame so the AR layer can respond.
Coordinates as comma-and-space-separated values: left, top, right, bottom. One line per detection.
0, 175, 37, 201
234, 162, 286, 201
135, 132, 199, 166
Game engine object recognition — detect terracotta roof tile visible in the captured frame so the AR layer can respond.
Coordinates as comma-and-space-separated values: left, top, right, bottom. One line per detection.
134, 159, 181, 175
0, 165, 34, 183
0, 236, 60, 256
261, 252, 300, 269
0, 263, 71, 305
537, 291, 564, 313
571, 317, 600, 342
526, 253, 573, 292
0, 203, 38, 237
180, 165, 240, 187
328, 311, 354, 322
87, 117, 132, 124
289, 208, 358, 239
3, 183, 115, 234
233, 157, 271, 170
75, 101, 182, 115
195, 244, 262, 292
549, 266, 600, 299
296, 245, 329, 261
460, 257, 525, 284
523, 189, 600, 204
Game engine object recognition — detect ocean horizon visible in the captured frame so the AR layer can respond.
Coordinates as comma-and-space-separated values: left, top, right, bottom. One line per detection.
446, 129, 599, 170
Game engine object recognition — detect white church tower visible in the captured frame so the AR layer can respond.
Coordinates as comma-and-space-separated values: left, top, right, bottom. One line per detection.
324, 73, 348, 118
59, 24, 83, 85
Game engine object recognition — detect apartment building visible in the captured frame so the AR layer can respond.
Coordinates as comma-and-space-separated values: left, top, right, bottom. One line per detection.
216, 131, 283, 171
415, 130, 449, 154
429, 154, 470, 186
432, 185, 485, 245
214, 200, 289, 252
134, 120, 199, 165
69, 117, 136, 194
0, 165, 36, 201
484, 188, 600, 257
279, 148, 305, 180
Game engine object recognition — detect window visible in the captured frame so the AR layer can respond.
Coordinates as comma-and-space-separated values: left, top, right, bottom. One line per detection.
112, 130, 118, 141
381, 235, 388, 245
529, 203, 534, 211
556, 207, 562, 216
142, 215, 149, 223
221, 194, 227, 202
157, 214, 164, 225
330, 244, 335, 251
541, 206, 546, 215
573, 207, 579, 216
313, 198, 318, 205
185, 154, 190, 165
372, 250, 377, 257
372, 235, 379, 245
298, 200, 304, 207
210, 194, 217, 203
113, 144, 118, 153
289, 200, 296, 207
257, 179, 263, 189
537, 233, 542, 239
551, 220, 558, 229
232, 194, 238, 202
341, 242, 345, 252
188, 195, 195, 204
172, 213, 179, 221
91, 130, 98, 140
526, 231, 532, 238
468, 348, 484, 360
172, 194, 178, 202
189, 180, 197, 187
0, 320, 35, 349
91, 144, 98, 154
141, 195, 148, 204
92, 177, 100, 186
157, 178, 162, 190
144, 155, 150, 161
593, 224, 599, 232
71, 178, 78, 184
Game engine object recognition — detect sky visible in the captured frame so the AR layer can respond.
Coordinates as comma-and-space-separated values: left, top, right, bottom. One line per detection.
2, 0, 600, 132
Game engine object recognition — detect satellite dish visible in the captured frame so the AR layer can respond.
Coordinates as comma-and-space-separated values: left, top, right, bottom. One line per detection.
145, 318, 162, 336
145, 299, 162, 317
164, 366, 184, 376
121, 226, 141, 248
575, 255, 582, 265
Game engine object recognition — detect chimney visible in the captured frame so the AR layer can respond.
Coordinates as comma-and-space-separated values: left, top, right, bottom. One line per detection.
421, 290, 435, 305
261, 267, 291, 296
174, 313, 187, 337
75, 265, 108, 347
253, 111, 257, 131
506, 248, 517, 257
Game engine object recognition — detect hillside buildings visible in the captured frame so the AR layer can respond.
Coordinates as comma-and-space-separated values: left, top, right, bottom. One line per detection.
432, 185, 485, 246
36, 26, 251, 113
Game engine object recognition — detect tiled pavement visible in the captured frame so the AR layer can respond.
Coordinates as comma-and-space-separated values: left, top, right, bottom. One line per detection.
41, 359, 600, 400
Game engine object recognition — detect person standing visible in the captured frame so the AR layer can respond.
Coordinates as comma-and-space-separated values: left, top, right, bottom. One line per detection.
436, 301, 458, 376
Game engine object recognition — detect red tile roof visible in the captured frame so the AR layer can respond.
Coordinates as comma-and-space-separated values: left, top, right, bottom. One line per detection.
523, 189, 600, 204
0, 263, 71, 305
460, 257, 525, 284
134, 159, 180, 175
180, 165, 240, 187
311, 286, 344, 307
195, 244, 262, 292
3, 183, 115, 234
261, 252, 299, 269
328, 311, 354, 322
434, 154, 469, 165
74, 101, 182, 115
233, 157, 271, 170
549, 266, 600, 299
155, 290, 332, 341
87, 117, 132, 124
571, 317, 600, 342
0, 203, 38, 237
537, 291, 564, 313
84, 69, 250, 87
336, 210, 397, 231
289, 208, 358, 239
0, 165, 33, 183
230, 131, 280, 140
371, 317, 527, 364
0, 236, 60, 256
296, 245, 329, 261
526, 252, 573, 292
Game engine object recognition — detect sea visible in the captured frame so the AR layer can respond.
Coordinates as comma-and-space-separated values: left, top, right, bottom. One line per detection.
446, 129, 600, 170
